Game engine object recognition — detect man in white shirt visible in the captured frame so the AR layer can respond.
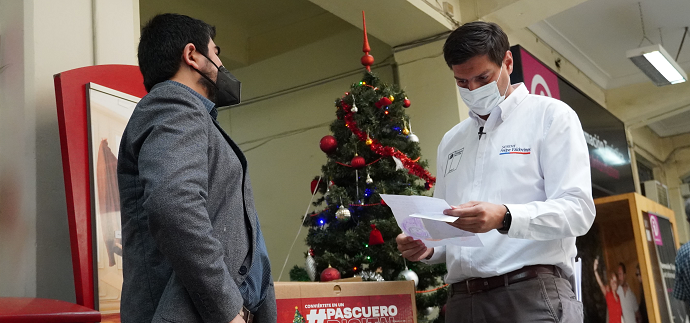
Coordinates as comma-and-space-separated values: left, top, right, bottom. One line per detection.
617, 263, 640, 323
396, 21, 595, 322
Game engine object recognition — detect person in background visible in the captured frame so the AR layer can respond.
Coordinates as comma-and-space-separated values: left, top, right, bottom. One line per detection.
636, 264, 649, 323
673, 199, 690, 316
617, 263, 640, 323
594, 258, 623, 323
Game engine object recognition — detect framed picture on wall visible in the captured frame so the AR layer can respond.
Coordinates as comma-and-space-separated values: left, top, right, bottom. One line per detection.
87, 83, 140, 322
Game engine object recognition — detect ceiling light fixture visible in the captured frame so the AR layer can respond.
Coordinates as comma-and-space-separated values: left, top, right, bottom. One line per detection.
627, 3, 687, 86
627, 44, 687, 86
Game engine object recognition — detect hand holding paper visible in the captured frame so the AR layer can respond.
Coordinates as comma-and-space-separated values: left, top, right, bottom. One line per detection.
396, 234, 433, 261
443, 201, 507, 233
379, 194, 482, 248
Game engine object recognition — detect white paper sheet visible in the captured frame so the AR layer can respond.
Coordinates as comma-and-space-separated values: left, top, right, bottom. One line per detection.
410, 213, 458, 222
380, 194, 483, 247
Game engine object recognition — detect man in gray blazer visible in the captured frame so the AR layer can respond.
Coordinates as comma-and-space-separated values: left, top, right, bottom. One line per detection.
118, 14, 276, 323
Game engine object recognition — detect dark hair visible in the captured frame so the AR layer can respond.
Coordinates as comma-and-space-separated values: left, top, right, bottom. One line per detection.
138, 14, 216, 92
618, 262, 626, 273
443, 21, 509, 68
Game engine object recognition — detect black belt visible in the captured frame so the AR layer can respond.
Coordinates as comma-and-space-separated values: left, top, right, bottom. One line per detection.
451, 265, 563, 295
240, 306, 254, 323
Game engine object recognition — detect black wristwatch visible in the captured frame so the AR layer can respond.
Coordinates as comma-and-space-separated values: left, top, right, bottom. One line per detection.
497, 205, 512, 234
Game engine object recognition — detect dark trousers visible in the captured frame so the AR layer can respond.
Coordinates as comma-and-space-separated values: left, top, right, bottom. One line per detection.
445, 272, 583, 323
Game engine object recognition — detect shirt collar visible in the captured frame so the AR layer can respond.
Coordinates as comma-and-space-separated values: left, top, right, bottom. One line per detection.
467, 83, 529, 126
161, 80, 217, 115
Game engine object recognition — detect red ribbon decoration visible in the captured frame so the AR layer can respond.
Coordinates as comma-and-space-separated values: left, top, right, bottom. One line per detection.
341, 102, 436, 186
349, 203, 383, 207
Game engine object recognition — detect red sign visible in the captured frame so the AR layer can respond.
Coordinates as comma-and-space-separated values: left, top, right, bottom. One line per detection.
278, 294, 414, 323
520, 48, 560, 100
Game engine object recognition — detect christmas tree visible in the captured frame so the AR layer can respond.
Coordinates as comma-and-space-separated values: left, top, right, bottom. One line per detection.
293, 307, 305, 323
295, 12, 448, 323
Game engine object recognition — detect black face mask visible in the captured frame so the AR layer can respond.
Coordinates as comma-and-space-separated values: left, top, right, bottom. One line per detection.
195, 53, 241, 107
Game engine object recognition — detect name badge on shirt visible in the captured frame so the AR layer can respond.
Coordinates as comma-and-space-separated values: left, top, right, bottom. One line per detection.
499, 144, 531, 155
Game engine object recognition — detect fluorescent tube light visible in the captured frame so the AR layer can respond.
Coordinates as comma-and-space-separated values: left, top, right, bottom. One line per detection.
627, 44, 687, 86
644, 51, 685, 84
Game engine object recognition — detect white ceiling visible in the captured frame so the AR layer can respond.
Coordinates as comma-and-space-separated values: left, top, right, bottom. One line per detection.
529, 0, 690, 137
648, 108, 690, 137
529, 0, 690, 90
140, 0, 354, 69
307, 0, 456, 46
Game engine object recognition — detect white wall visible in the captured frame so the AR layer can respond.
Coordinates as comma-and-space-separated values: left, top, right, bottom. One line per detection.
0, 0, 138, 301
218, 28, 395, 280
394, 39, 468, 174
92, 0, 139, 65
0, 0, 37, 297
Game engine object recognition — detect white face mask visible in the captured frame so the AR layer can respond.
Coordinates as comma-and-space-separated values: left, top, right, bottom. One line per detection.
457, 65, 510, 116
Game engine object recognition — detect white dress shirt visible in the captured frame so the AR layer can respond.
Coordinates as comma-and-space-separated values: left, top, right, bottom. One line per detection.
424, 83, 595, 283
617, 285, 638, 323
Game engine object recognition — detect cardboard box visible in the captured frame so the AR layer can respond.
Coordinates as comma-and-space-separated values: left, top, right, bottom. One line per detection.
275, 281, 417, 323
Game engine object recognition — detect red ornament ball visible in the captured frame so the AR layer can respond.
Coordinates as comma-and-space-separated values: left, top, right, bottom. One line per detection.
320, 266, 341, 282
403, 98, 411, 108
320, 135, 338, 154
361, 54, 375, 67
425, 182, 434, 190
351, 156, 366, 169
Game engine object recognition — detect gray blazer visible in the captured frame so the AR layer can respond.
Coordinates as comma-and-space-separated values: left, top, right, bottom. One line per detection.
117, 82, 277, 323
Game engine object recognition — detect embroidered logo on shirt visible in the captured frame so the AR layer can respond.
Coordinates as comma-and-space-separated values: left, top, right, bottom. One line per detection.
499, 145, 531, 155
445, 148, 464, 176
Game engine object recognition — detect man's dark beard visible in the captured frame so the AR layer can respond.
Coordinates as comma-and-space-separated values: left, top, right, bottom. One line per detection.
198, 69, 218, 103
